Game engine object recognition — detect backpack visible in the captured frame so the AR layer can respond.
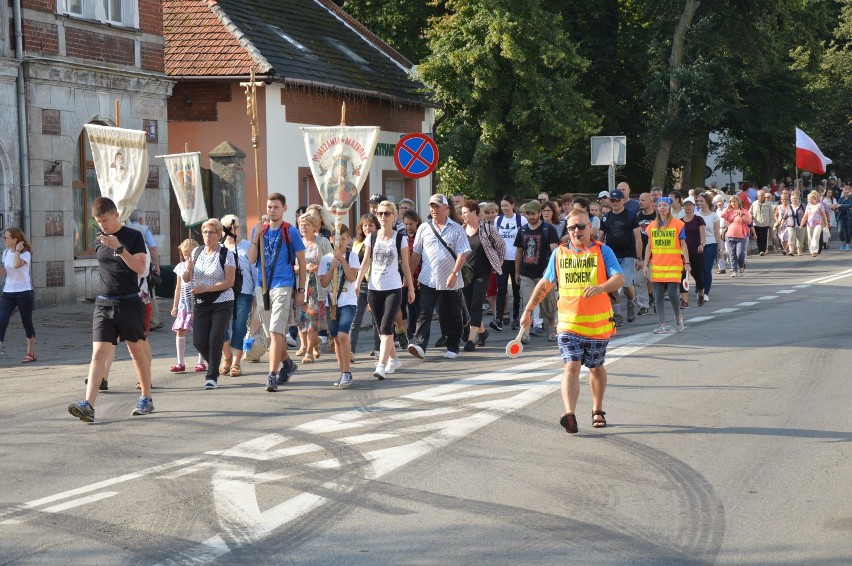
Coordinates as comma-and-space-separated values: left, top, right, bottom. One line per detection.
193, 245, 241, 295
496, 212, 523, 231
369, 230, 405, 278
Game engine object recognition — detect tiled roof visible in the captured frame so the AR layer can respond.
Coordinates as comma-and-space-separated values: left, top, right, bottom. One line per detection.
164, 0, 429, 105
164, 1, 263, 76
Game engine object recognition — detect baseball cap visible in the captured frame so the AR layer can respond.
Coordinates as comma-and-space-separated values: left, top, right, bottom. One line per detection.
682, 197, 696, 206
519, 201, 541, 213
609, 190, 625, 200
428, 194, 449, 206
220, 214, 240, 227
597, 191, 610, 199
368, 193, 387, 205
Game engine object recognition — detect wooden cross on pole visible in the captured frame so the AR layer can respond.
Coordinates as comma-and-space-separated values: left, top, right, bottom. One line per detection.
240, 68, 269, 299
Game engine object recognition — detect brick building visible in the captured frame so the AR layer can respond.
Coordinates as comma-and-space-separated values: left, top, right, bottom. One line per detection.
164, 0, 434, 262
1, 0, 172, 305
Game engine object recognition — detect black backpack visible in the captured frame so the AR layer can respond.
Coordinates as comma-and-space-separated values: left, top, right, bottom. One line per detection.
369, 230, 405, 277
192, 245, 242, 295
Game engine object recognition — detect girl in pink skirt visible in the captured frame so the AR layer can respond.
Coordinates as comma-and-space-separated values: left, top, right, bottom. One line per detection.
170, 239, 205, 373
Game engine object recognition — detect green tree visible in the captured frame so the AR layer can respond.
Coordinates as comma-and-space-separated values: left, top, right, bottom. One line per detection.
340, 0, 442, 62
419, 0, 599, 200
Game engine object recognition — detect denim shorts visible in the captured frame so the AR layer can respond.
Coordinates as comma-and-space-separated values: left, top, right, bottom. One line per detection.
617, 257, 635, 287
557, 332, 609, 368
328, 305, 355, 338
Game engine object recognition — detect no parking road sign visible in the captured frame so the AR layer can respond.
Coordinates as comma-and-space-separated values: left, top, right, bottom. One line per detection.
394, 133, 439, 179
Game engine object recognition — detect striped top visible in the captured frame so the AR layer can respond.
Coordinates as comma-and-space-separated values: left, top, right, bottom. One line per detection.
413, 218, 471, 290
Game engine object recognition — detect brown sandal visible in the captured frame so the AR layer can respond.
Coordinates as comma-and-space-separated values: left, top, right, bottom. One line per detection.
592, 410, 607, 428
229, 365, 242, 377
559, 412, 579, 434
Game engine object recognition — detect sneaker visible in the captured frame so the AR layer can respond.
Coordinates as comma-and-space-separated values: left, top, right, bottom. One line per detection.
502, 317, 511, 326
731, 272, 737, 278
408, 344, 425, 360
286, 334, 298, 347
759, 251, 765, 256
337, 372, 353, 389
385, 357, 401, 374
489, 319, 503, 332
626, 301, 636, 322
463, 340, 476, 352
637, 306, 651, 316
717, 269, 726, 274
697, 294, 705, 307
277, 358, 298, 385
652, 323, 670, 334
739, 271, 745, 278
68, 400, 95, 422
435, 335, 448, 348
511, 319, 520, 330
613, 313, 624, 328
531, 326, 544, 336
397, 331, 409, 349
674, 316, 685, 332
320, 335, 328, 345
131, 396, 154, 416
266, 372, 278, 392
373, 363, 386, 380
443, 350, 459, 359
680, 299, 689, 309
520, 335, 529, 345
477, 329, 489, 347
703, 294, 710, 302
204, 379, 217, 390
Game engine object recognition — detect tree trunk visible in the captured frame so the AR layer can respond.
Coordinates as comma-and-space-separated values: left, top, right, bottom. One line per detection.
689, 131, 709, 190
650, 0, 701, 189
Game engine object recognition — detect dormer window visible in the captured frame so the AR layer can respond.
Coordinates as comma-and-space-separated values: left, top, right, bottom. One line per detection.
62, 0, 138, 29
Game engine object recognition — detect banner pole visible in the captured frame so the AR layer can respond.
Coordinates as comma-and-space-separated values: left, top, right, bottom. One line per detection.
115, 100, 120, 127
242, 68, 267, 299
330, 103, 346, 320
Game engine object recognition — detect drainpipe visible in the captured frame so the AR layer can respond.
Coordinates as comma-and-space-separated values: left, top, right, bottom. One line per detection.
13, 0, 30, 234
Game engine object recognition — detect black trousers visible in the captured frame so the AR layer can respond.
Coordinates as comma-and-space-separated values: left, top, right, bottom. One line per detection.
495, 259, 520, 322
193, 300, 233, 381
413, 284, 463, 354
754, 226, 769, 253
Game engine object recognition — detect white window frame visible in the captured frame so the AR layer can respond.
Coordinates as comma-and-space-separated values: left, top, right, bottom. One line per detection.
60, 0, 138, 29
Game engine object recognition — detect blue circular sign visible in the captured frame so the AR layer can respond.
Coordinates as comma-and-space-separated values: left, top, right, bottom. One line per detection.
394, 133, 439, 179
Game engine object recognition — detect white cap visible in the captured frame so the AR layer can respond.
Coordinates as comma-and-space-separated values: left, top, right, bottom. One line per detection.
683, 197, 696, 205
598, 191, 610, 199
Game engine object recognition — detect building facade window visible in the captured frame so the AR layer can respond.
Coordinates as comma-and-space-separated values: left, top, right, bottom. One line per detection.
73, 126, 103, 255
62, 0, 138, 29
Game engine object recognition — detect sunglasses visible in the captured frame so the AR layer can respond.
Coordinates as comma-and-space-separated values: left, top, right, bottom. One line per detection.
610, 198, 622, 203
376, 211, 393, 217
567, 224, 588, 231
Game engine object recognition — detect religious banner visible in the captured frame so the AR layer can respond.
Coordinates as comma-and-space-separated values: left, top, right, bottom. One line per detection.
84, 124, 148, 222
160, 152, 207, 226
300, 126, 381, 218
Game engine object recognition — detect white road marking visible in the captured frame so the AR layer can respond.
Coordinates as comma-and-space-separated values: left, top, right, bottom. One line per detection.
737, 301, 759, 306
757, 295, 779, 300
805, 267, 852, 284
41, 492, 118, 513
686, 316, 715, 323
712, 308, 738, 314
793, 284, 811, 288
776, 289, 797, 294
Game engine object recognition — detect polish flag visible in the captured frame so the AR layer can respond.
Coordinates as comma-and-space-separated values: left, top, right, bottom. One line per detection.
795, 128, 832, 175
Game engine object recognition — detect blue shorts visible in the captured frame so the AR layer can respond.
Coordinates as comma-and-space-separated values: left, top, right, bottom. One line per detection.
617, 257, 635, 287
557, 332, 609, 368
328, 305, 355, 338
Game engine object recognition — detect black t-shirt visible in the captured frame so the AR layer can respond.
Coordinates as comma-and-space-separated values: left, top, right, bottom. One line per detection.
513, 222, 559, 279
465, 230, 491, 279
96, 226, 147, 296
637, 211, 657, 256
600, 209, 639, 258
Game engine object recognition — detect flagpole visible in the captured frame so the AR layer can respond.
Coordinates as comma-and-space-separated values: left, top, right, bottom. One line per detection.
241, 68, 267, 301
330, 102, 346, 321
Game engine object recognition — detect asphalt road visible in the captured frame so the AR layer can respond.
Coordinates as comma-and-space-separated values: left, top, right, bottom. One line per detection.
1, 250, 850, 565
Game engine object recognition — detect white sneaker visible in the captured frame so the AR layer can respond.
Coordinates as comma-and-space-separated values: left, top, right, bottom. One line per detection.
674, 316, 685, 332
385, 358, 401, 374
703, 294, 710, 302
443, 350, 459, 359
203, 379, 218, 389
373, 363, 386, 380
407, 344, 425, 360
320, 335, 328, 345
286, 334, 297, 347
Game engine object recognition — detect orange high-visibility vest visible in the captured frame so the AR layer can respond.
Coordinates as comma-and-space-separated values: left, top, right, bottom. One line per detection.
647, 218, 685, 283
555, 244, 615, 339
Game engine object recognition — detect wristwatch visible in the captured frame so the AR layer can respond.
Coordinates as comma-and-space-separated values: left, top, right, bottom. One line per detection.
297, 287, 305, 293
115, 244, 125, 255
